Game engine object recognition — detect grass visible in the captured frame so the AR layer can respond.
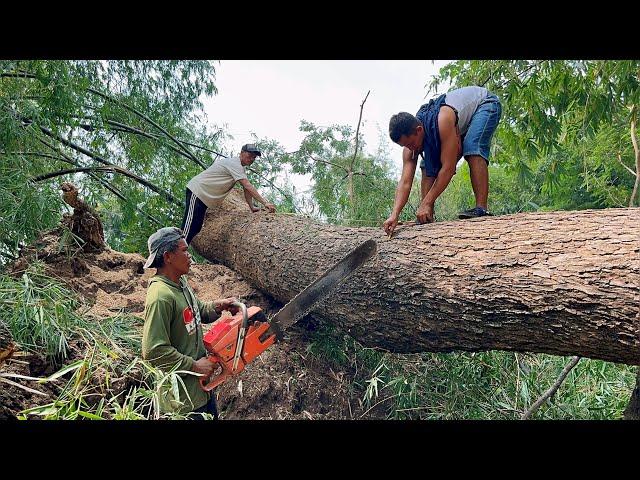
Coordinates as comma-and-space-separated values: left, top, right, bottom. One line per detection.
1, 265, 206, 420
0, 260, 89, 361
16, 332, 203, 420
17, 355, 197, 420
306, 323, 637, 420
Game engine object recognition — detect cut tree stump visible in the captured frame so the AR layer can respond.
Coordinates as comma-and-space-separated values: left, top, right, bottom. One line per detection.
60, 182, 105, 252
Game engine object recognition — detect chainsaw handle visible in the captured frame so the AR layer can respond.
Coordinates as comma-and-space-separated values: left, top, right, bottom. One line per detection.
232, 301, 248, 329
200, 355, 232, 391
231, 301, 248, 372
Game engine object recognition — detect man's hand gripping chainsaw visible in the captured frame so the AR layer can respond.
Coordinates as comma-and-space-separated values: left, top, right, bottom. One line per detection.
199, 301, 275, 391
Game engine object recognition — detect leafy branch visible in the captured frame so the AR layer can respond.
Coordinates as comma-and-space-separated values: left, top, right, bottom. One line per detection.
31, 166, 179, 206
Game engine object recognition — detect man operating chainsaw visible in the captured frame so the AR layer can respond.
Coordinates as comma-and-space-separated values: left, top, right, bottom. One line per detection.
141, 226, 239, 419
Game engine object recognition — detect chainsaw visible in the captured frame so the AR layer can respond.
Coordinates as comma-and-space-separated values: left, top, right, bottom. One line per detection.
199, 238, 377, 391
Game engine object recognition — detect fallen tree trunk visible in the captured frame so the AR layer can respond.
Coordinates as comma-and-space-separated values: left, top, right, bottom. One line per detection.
192, 192, 640, 365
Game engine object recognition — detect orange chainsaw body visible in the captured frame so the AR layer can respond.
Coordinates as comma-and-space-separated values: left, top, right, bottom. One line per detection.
200, 306, 276, 391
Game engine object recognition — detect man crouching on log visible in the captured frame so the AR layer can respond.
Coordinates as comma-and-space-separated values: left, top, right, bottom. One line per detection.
383, 86, 502, 237
142, 226, 239, 419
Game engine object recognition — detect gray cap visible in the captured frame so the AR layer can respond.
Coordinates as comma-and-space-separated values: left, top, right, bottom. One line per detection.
143, 227, 184, 269
241, 143, 262, 156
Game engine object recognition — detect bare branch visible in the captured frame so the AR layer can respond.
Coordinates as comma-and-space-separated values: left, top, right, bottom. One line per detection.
617, 153, 637, 177
521, 356, 581, 419
348, 90, 370, 211
86, 87, 206, 168
31, 166, 179, 206
351, 90, 370, 171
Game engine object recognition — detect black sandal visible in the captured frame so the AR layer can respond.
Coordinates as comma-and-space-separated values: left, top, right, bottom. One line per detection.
458, 207, 493, 219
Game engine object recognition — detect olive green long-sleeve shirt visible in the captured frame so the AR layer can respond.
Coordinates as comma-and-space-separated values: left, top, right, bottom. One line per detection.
142, 274, 219, 415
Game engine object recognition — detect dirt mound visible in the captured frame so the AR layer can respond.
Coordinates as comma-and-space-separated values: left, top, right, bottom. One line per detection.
1, 229, 368, 420
216, 333, 357, 419
8, 229, 277, 320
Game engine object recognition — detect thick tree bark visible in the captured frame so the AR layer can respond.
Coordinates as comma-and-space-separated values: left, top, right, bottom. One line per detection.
192, 192, 640, 365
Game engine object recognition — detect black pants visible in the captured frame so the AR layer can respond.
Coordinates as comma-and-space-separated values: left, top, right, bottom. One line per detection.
191, 393, 219, 420
181, 188, 208, 245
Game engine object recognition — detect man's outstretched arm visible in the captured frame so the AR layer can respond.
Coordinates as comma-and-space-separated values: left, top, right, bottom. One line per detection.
416, 107, 459, 223
238, 178, 276, 213
243, 187, 259, 212
383, 147, 417, 236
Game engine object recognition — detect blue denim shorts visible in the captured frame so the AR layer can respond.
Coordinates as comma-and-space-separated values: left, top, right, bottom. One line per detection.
461, 93, 501, 163
420, 93, 501, 176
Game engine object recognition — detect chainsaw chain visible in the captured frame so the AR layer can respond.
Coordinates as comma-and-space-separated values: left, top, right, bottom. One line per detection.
280, 291, 330, 330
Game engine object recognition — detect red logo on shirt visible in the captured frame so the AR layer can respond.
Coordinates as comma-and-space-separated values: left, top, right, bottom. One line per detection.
183, 306, 197, 335
183, 306, 194, 325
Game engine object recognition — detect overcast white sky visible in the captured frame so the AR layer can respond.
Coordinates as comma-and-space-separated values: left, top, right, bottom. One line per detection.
201, 60, 452, 189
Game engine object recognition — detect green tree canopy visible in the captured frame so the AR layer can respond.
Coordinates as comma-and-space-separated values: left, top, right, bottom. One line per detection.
1, 60, 223, 260
429, 60, 640, 209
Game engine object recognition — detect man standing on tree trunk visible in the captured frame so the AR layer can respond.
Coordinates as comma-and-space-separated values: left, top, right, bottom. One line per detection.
181, 144, 276, 244
383, 86, 502, 236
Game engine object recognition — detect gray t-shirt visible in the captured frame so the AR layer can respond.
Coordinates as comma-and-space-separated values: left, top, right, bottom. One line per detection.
186, 156, 248, 208
444, 86, 489, 136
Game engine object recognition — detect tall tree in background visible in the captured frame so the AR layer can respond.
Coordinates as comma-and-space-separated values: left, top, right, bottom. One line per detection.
283, 120, 402, 226
0, 60, 222, 261
429, 60, 640, 210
